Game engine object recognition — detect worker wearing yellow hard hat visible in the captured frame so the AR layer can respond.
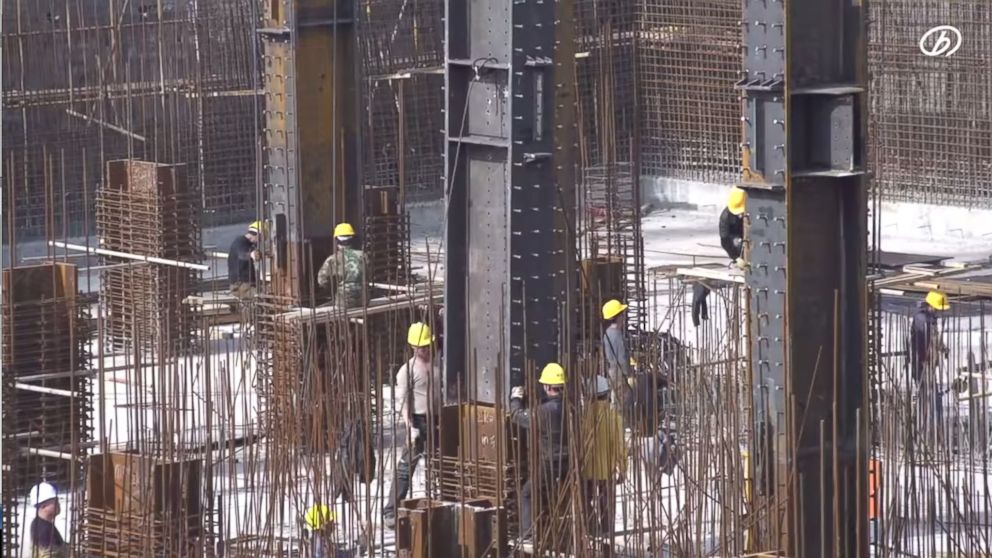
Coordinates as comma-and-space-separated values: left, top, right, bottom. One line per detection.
228, 219, 266, 299
304, 504, 338, 557
383, 321, 442, 529
508, 362, 569, 537
317, 222, 366, 308
602, 299, 633, 408
925, 290, 950, 311
910, 290, 950, 427
720, 187, 746, 269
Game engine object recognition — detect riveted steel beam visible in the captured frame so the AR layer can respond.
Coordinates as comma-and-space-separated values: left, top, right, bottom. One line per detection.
259, 0, 362, 304
443, 0, 577, 403
738, 0, 869, 555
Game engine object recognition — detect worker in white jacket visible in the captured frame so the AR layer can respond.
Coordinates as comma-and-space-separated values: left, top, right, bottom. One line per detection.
382, 322, 442, 528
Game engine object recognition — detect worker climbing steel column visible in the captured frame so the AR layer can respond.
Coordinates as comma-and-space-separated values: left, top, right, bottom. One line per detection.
602, 299, 634, 408
509, 362, 570, 540
227, 221, 265, 299
317, 223, 367, 309
910, 290, 950, 440
581, 375, 627, 537
383, 322, 442, 529
719, 187, 746, 269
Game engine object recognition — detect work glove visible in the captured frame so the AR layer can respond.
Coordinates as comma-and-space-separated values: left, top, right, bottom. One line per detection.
250, 250, 261, 261
734, 257, 746, 270
626, 376, 637, 389
510, 386, 525, 400
409, 428, 421, 444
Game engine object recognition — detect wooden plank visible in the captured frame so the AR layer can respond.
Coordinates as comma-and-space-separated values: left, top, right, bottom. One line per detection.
276, 292, 442, 323
675, 266, 746, 284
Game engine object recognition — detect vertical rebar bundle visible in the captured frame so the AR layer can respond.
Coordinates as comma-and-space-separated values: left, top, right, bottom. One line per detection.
1, 263, 91, 558
96, 160, 201, 356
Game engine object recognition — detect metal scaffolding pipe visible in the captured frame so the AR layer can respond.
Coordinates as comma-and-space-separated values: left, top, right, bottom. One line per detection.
48, 241, 209, 271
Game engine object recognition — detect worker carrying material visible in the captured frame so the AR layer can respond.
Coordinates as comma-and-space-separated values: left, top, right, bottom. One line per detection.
602, 299, 634, 407
228, 221, 264, 299
29, 482, 67, 558
317, 223, 367, 308
719, 187, 746, 269
581, 375, 627, 536
383, 322, 442, 529
509, 362, 570, 539
304, 504, 350, 558
909, 290, 950, 430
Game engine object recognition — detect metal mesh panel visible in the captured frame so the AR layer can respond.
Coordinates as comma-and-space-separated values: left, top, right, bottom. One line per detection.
868, 0, 992, 207
1, 0, 260, 239
637, 0, 741, 183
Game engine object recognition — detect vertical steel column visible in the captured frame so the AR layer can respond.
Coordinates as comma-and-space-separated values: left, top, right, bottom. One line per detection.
738, 0, 869, 555
259, 0, 362, 304
443, 0, 576, 403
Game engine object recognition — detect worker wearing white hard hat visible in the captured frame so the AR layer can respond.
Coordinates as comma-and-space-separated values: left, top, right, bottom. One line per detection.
581, 375, 627, 535
29, 482, 67, 557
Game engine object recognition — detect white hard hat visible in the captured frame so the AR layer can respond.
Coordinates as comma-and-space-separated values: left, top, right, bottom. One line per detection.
30, 482, 58, 507
595, 375, 610, 395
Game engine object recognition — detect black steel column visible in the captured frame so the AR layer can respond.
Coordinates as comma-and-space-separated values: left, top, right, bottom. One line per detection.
739, 0, 869, 554
443, 0, 576, 402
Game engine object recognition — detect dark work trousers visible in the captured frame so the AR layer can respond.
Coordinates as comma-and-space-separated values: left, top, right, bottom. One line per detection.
520, 459, 568, 536
691, 283, 710, 327
585, 479, 616, 536
384, 414, 433, 519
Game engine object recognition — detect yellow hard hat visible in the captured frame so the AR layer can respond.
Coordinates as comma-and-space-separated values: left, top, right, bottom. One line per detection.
926, 290, 950, 311
407, 322, 433, 347
602, 299, 628, 320
538, 362, 566, 386
304, 504, 335, 530
728, 187, 746, 215
333, 222, 356, 238
248, 220, 266, 234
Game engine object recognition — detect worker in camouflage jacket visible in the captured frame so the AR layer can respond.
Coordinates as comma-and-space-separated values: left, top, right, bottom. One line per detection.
317, 222, 366, 308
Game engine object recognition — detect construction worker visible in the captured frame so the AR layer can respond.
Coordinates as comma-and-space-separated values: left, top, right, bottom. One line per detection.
317, 223, 366, 308
29, 482, 66, 558
383, 322, 442, 529
509, 362, 569, 538
581, 376, 627, 536
304, 504, 349, 558
719, 186, 746, 269
228, 221, 264, 298
910, 290, 950, 430
691, 282, 711, 327
602, 299, 633, 406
